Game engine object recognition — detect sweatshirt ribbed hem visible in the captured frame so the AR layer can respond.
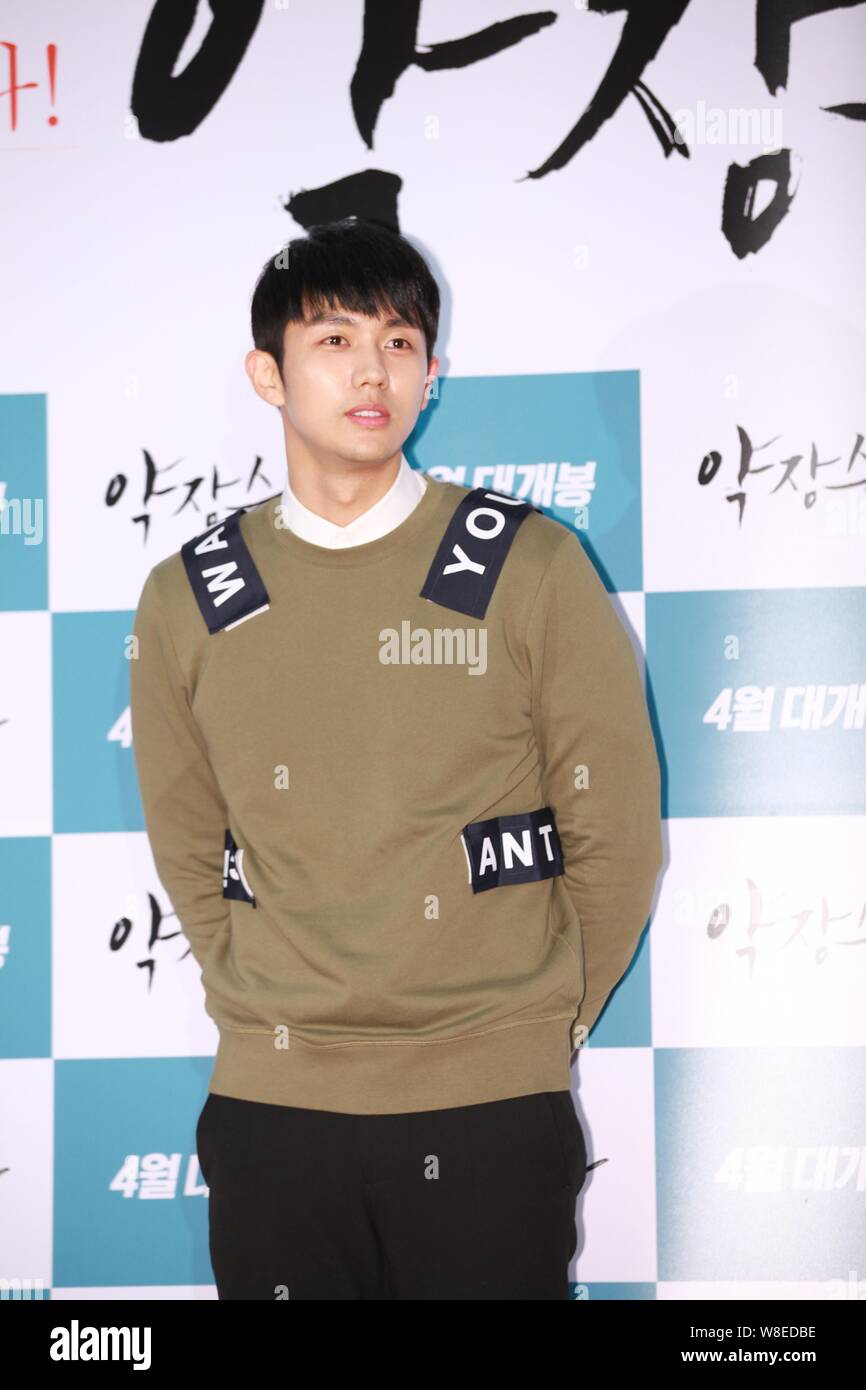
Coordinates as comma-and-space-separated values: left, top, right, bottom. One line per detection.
207, 1015, 576, 1115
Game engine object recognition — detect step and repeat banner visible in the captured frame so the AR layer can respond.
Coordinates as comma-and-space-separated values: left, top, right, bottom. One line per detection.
1, 0, 865, 1300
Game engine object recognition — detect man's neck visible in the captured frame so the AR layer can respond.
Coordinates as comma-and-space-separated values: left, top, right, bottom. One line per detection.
282, 447, 403, 527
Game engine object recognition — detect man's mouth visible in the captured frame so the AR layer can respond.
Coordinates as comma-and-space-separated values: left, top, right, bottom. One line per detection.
345, 405, 391, 429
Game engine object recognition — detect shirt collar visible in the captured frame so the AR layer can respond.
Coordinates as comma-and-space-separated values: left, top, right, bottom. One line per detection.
279, 452, 427, 549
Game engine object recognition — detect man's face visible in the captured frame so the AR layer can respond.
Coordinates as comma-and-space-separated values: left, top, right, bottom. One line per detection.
261, 301, 438, 467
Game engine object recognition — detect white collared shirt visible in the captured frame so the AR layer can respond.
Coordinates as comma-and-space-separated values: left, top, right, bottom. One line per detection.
279, 452, 427, 548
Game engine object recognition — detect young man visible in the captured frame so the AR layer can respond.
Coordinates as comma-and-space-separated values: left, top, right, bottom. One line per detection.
130, 216, 663, 1300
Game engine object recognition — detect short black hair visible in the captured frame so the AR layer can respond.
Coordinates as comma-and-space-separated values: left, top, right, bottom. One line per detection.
250, 217, 440, 382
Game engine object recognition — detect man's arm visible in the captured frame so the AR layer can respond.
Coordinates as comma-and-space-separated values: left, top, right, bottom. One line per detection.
129, 567, 231, 970
527, 531, 663, 1037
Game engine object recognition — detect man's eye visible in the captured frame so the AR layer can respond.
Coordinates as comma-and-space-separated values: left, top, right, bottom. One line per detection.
320, 334, 412, 348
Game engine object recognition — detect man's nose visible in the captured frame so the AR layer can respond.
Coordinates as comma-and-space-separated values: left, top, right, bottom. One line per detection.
352, 351, 388, 387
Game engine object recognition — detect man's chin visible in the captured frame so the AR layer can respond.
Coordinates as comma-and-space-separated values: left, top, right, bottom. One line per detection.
334, 434, 401, 464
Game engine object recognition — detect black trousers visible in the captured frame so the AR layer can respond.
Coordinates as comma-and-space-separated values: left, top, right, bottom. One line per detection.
196, 1088, 587, 1300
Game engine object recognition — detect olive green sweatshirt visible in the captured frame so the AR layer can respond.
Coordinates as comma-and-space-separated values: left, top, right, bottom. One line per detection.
129, 474, 663, 1114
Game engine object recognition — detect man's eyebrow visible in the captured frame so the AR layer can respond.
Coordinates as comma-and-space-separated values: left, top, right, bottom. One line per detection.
304, 311, 417, 330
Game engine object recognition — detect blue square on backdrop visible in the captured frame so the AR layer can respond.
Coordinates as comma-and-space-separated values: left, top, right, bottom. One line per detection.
646, 588, 866, 817
0, 837, 51, 1058
53, 1057, 214, 1288
412, 371, 642, 592
53, 610, 143, 833
0, 394, 47, 611
655, 1046, 866, 1281
583, 924, 652, 1048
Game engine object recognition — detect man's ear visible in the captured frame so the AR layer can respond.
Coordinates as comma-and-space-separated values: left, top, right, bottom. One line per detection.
245, 348, 285, 408
421, 355, 440, 410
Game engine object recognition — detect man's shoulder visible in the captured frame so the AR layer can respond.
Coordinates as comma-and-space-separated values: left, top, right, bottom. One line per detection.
153, 494, 279, 573
517, 503, 576, 565
135, 496, 276, 640
422, 474, 574, 563
414, 476, 578, 620
237, 490, 282, 531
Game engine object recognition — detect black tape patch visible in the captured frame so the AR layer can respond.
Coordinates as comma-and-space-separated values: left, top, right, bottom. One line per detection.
181, 509, 270, 635
419, 488, 537, 619
461, 807, 564, 893
222, 829, 256, 907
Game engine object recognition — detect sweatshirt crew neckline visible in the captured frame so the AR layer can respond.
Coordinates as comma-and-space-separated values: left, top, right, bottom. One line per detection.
254, 468, 453, 568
